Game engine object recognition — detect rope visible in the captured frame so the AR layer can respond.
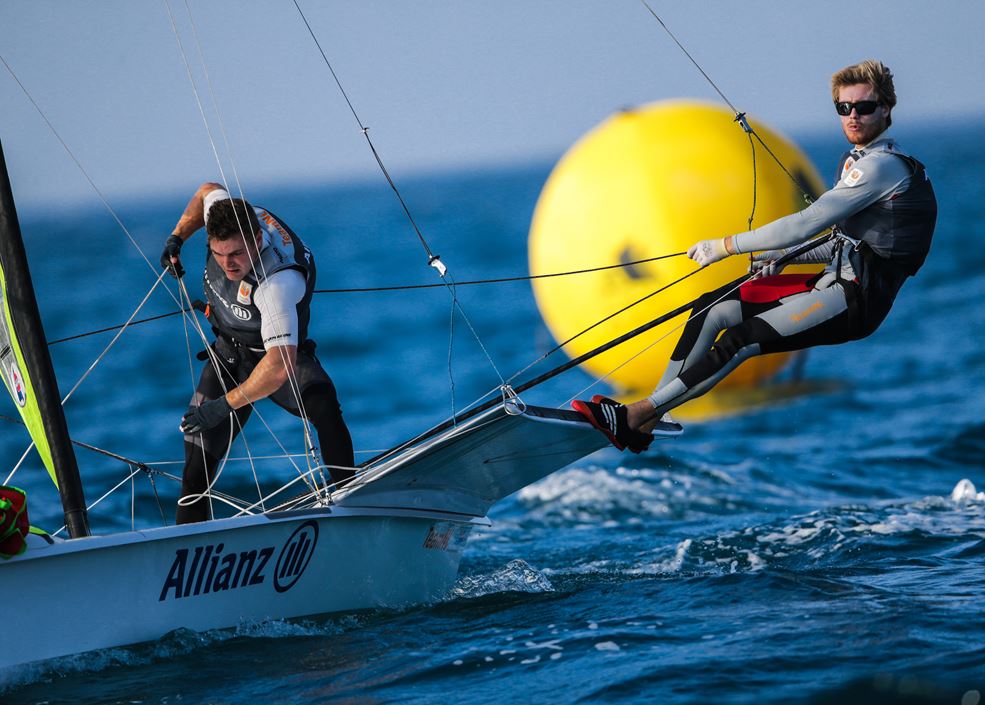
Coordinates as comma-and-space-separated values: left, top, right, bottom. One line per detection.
291, 1, 437, 263
314, 252, 687, 293
366, 234, 834, 467
45, 252, 688, 346
4, 273, 170, 484
638, 0, 814, 207
291, 0, 514, 390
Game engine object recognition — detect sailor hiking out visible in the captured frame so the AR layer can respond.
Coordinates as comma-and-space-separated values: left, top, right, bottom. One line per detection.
572, 59, 938, 452
161, 183, 355, 523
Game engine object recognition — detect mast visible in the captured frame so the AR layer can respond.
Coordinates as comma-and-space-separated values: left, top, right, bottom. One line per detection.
0, 139, 89, 538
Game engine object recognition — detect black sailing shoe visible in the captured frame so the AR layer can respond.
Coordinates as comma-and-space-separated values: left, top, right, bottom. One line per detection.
571, 398, 654, 454
595, 395, 684, 440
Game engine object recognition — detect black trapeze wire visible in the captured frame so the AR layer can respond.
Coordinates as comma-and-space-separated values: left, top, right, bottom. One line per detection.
47, 253, 688, 346
365, 233, 833, 466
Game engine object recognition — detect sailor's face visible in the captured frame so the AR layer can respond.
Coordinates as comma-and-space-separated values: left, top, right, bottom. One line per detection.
837, 83, 890, 147
210, 232, 261, 281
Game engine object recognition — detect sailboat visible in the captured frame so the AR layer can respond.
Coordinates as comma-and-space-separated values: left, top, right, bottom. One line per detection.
0, 134, 618, 670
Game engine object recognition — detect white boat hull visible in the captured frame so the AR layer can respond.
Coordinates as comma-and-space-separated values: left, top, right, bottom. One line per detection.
2, 506, 479, 670
1, 402, 605, 672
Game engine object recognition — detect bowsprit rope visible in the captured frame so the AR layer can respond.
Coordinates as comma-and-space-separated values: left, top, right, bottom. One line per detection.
638, 0, 815, 209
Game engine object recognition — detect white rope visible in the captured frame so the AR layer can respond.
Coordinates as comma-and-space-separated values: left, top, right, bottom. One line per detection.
4, 272, 171, 483
166, 0, 322, 485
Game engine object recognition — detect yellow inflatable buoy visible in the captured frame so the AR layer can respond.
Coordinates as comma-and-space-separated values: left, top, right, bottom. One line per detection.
529, 100, 825, 418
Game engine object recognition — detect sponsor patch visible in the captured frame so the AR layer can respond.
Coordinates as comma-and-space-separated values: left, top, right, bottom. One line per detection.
158, 520, 318, 601
230, 304, 252, 321
844, 167, 864, 187
423, 522, 470, 552
237, 281, 253, 305
10, 365, 27, 407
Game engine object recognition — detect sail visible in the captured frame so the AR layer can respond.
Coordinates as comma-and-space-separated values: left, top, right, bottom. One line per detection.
0, 260, 57, 486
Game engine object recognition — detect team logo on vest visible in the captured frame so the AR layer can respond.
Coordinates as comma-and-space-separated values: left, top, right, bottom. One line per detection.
9, 365, 27, 407
230, 304, 252, 321
237, 281, 253, 305
844, 167, 864, 187
274, 520, 319, 592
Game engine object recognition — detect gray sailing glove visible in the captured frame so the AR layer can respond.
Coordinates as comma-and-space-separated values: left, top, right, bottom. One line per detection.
749, 250, 787, 277
180, 396, 232, 435
160, 235, 185, 278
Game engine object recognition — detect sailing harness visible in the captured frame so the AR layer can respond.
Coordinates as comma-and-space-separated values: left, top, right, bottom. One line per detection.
829, 146, 937, 333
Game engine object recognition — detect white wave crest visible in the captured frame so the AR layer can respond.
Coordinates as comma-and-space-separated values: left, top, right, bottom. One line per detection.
452, 559, 554, 599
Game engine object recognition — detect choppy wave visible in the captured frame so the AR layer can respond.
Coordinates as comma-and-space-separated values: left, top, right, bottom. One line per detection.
451, 559, 555, 598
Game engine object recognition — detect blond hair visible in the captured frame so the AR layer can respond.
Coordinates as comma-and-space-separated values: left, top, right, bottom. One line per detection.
831, 60, 897, 125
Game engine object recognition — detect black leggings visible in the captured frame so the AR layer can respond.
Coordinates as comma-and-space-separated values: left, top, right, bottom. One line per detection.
177, 354, 354, 524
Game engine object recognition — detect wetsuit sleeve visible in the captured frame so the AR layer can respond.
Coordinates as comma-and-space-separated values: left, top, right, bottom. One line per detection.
202, 188, 231, 224
254, 269, 306, 349
733, 153, 912, 253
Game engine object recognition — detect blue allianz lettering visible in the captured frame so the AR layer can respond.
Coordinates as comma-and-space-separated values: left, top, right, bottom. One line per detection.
159, 542, 273, 601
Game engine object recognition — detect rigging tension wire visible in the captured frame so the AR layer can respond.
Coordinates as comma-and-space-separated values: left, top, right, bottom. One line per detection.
291, 0, 437, 266
638, 0, 814, 207
367, 233, 834, 467
48, 252, 688, 345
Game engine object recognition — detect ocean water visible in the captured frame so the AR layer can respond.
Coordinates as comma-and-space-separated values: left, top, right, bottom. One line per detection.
2, 121, 984, 704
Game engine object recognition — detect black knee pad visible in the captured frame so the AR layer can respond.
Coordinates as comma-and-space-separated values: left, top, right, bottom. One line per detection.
711, 318, 778, 363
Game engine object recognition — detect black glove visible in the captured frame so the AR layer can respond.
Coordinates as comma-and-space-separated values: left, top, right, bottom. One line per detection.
180, 396, 233, 435
160, 235, 185, 278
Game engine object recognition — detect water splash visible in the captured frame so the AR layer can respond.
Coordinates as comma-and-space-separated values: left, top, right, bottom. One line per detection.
451, 559, 554, 599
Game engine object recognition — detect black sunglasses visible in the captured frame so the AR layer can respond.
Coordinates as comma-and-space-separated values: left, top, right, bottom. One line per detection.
835, 100, 881, 116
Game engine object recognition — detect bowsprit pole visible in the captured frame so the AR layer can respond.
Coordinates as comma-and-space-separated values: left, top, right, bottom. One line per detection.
365, 233, 833, 466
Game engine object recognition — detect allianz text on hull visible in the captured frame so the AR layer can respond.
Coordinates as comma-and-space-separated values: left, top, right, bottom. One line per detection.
3, 507, 480, 670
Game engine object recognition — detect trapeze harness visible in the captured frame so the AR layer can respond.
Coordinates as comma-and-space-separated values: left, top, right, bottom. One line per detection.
646, 137, 938, 416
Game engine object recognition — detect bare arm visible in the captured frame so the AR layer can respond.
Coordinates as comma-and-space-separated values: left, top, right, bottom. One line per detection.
224, 345, 298, 410
172, 182, 225, 242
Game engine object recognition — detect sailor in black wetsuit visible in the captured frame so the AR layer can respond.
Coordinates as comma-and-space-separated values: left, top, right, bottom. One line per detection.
573, 59, 938, 453
161, 183, 354, 523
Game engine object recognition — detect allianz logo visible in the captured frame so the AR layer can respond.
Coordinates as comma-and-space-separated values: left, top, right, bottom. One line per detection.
159, 520, 319, 601
230, 304, 252, 321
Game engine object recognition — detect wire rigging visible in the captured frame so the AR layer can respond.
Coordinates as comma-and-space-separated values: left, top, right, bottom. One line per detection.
290, 0, 511, 396
47, 252, 688, 346
638, 0, 814, 207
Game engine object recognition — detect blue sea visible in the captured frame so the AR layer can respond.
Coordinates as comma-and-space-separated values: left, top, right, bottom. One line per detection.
2, 121, 984, 704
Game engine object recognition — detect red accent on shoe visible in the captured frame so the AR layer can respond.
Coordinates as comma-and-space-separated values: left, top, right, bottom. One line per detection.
571, 399, 625, 451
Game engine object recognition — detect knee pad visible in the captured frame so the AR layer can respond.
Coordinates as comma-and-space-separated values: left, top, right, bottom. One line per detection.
710, 318, 778, 364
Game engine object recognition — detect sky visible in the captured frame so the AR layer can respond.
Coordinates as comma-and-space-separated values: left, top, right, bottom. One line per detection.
1, 1, 983, 210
